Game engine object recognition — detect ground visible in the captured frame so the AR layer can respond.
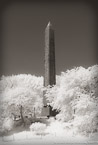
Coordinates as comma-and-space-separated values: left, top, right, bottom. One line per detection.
0, 118, 98, 145
0, 131, 98, 145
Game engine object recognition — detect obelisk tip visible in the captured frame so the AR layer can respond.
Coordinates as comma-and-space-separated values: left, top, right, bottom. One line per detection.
47, 21, 52, 27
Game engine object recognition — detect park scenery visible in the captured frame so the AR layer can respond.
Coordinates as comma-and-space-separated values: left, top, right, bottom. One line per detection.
0, 65, 98, 144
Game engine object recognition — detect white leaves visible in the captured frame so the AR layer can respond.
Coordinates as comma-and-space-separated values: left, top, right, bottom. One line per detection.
0, 74, 44, 122
46, 65, 98, 134
30, 122, 47, 134
0, 65, 98, 135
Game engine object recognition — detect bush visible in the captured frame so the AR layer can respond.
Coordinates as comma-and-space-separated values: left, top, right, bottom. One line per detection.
2, 117, 14, 133
56, 112, 73, 122
73, 113, 98, 135
30, 122, 47, 135
46, 65, 98, 135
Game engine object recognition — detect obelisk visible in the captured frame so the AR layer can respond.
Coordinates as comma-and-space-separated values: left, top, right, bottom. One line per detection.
42, 22, 56, 117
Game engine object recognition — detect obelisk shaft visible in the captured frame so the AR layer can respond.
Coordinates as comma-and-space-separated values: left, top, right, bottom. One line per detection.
44, 22, 56, 86
41, 22, 57, 117
44, 22, 56, 106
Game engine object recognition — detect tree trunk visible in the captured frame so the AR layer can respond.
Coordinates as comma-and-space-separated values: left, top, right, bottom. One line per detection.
19, 105, 25, 126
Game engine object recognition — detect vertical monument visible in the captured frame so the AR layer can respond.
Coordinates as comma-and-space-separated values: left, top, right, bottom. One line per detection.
42, 22, 56, 117
44, 21, 56, 87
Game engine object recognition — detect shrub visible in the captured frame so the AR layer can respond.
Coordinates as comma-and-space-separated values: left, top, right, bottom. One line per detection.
30, 122, 47, 135
73, 113, 98, 135
2, 117, 14, 133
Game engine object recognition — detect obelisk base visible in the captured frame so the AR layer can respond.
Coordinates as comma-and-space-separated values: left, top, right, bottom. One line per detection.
41, 106, 50, 118
41, 105, 58, 118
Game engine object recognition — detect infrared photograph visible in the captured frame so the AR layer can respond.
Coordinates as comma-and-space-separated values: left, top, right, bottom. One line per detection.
0, 0, 98, 145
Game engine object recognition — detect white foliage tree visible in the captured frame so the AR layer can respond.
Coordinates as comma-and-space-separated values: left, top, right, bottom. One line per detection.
0, 74, 43, 128
45, 65, 98, 134
0, 65, 98, 135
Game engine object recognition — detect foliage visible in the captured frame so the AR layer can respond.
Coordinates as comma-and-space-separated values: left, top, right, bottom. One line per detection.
30, 122, 47, 135
0, 74, 43, 129
0, 65, 98, 135
2, 117, 14, 133
45, 65, 98, 134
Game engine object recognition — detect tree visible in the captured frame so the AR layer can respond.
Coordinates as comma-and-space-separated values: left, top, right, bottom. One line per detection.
0, 74, 43, 128
45, 65, 98, 134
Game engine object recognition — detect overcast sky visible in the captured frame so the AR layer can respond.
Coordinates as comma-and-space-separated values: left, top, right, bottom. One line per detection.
1, 0, 98, 76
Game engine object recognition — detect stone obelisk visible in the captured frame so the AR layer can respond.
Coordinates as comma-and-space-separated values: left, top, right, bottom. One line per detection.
44, 22, 56, 88
42, 22, 56, 117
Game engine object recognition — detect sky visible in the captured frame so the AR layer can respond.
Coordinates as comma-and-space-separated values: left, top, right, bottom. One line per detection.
0, 0, 98, 77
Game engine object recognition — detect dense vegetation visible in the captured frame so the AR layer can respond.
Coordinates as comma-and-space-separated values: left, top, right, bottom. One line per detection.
0, 65, 98, 135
